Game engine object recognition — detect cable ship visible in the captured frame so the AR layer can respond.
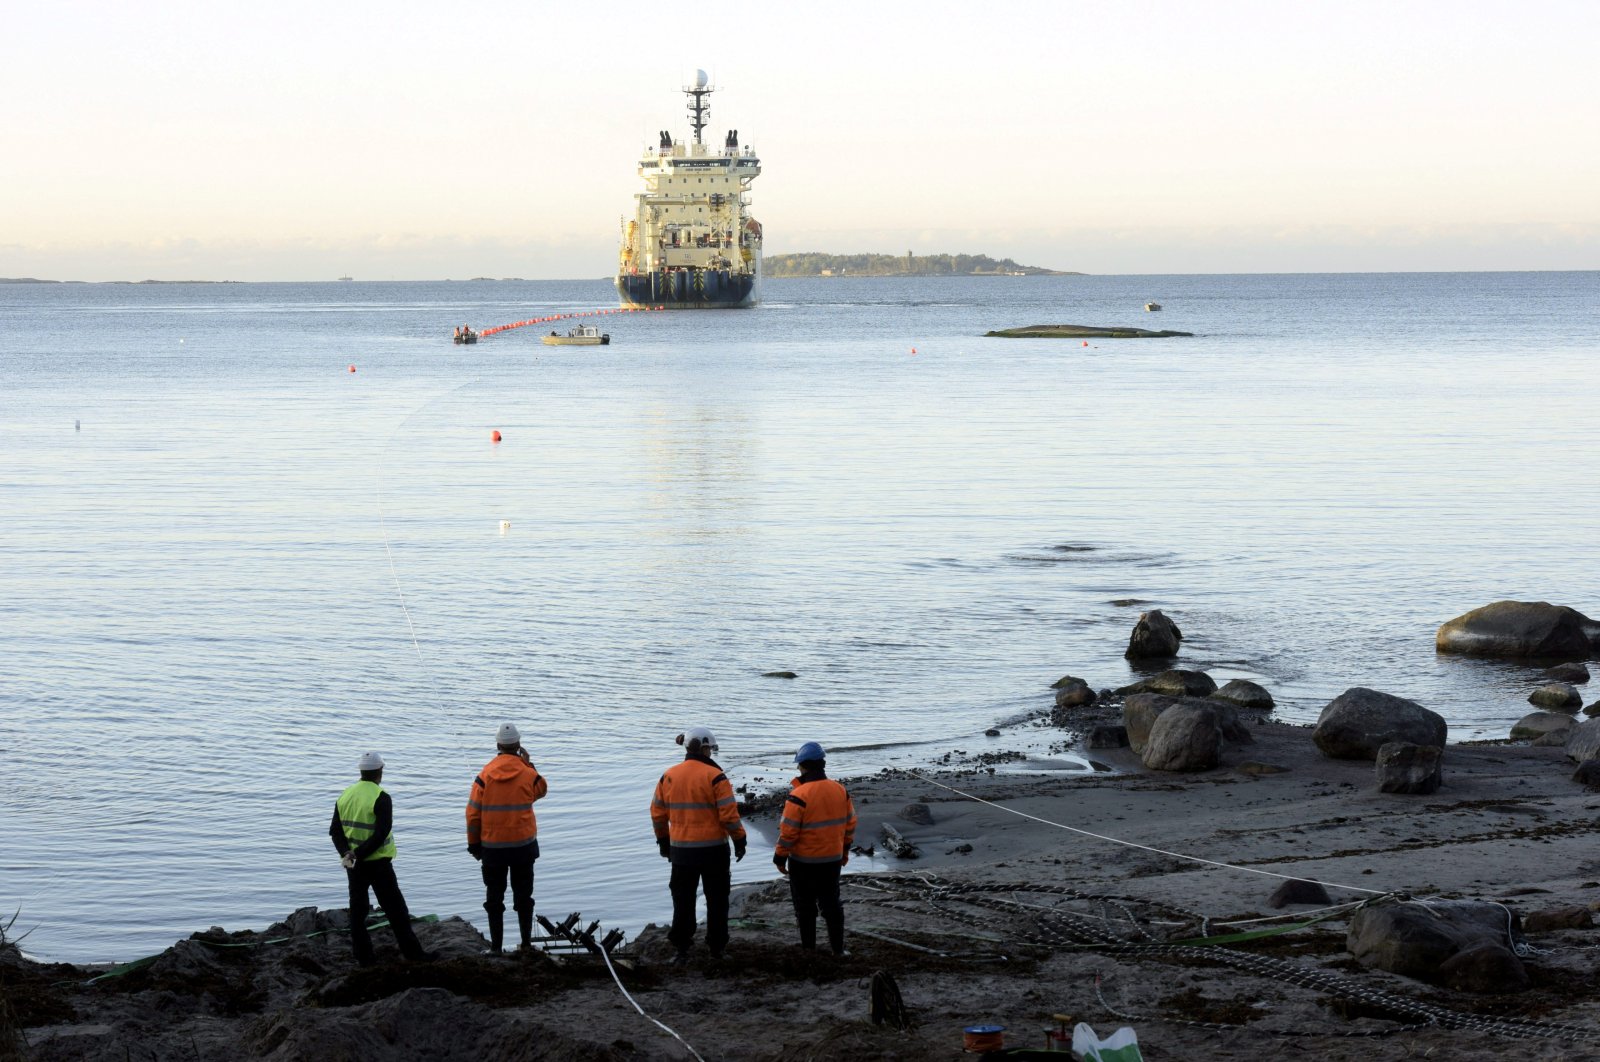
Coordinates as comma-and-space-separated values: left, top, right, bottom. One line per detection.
616, 71, 762, 309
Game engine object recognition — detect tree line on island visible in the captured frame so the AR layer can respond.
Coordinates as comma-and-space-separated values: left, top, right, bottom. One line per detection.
766, 252, 1077, 277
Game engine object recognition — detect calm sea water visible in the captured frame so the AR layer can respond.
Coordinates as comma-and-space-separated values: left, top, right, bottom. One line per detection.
2, 272, 1597, 962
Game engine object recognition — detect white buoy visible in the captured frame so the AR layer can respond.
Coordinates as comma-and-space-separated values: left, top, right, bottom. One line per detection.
499, 520, 511, 534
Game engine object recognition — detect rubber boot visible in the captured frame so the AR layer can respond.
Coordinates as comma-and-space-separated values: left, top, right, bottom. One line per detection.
517, 908, 533, 951
488, 910, 504, 954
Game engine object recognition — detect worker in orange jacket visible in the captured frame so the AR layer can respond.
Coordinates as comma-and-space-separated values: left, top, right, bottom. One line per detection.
651, 726, 746, 963
773, 741, 856, 955
466, 723, 548, 955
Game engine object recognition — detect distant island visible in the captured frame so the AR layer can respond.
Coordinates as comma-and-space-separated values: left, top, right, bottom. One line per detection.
766, 252, 1078, 278
0, 278, 239, 285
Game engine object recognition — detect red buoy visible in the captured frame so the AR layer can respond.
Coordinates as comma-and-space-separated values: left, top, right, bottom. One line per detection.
491, 430, 502, 443
1081, 341, 1089, 347
348, 364, 357, 372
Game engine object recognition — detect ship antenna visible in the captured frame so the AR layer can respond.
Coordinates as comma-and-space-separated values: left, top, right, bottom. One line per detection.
684, 68, 713, 145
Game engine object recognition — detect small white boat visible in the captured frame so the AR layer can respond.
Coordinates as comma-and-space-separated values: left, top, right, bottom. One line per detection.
1144, 302, 1162, 312
541, 325, 611, 346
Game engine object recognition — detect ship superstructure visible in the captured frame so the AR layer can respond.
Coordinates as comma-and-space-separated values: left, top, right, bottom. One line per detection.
616, 71, 762, 309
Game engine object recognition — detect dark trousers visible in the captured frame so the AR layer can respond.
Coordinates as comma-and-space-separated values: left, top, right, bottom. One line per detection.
788, 860, 844, 953
481, 857, 535, 949
668, 856, 731, 955
346, 858, 425, 963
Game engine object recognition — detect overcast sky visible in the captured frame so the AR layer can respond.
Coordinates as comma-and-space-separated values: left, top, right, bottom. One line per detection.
4, 0, 1596, 280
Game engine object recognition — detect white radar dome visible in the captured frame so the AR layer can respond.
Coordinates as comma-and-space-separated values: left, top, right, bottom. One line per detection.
695, 69, 709, 88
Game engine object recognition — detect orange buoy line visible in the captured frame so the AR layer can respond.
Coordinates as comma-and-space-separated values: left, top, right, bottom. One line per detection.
475, 304, 667, 338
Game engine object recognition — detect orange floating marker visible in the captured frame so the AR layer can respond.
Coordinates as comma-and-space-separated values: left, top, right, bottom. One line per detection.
910, 347, 917, 354
492, 430, 502, 443
1082, 341, 1089, 347
348, 364, 357, 372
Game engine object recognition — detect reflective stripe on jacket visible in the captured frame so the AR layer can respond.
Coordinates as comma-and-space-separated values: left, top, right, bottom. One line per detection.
466, 753, 547, 850
775, 774, 856, 864
651, 756, 746, 849
337, 780, 397, 862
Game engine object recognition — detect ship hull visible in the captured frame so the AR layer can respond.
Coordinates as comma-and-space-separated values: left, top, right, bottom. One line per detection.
616, 270, 757, 309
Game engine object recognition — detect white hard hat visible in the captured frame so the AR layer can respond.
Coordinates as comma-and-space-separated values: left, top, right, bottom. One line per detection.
497, 723, 521, 745
684, 725, 717, 750
358, 751, 384, 772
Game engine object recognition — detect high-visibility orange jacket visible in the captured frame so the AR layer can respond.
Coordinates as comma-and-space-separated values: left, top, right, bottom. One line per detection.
466, 753, 547, 851
651, 755, 746, 850
776, 772, 856, 864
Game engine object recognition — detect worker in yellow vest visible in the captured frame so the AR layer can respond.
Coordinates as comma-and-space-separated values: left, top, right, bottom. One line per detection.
650, 726, 746, 963
466, 723, 548, 955
329, 752, 433, 966
773, 741, 856, 955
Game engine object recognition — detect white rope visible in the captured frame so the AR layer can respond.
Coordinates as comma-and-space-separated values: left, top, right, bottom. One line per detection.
595, 941, 706, 1062
908, 770, 1389, 896
375, 489, 426, 666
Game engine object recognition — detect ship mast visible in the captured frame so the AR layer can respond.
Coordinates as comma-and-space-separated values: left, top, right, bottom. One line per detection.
684, 69, 712, 145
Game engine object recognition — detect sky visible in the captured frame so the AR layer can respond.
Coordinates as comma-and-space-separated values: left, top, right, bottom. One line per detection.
3, 0, 1597, 280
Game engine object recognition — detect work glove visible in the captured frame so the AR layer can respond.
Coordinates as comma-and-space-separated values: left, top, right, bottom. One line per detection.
658, 838, 671, 860
840, 851, 849, 868
773, 854, 788, 876
733, 836, 747, 862
340, 852, 357, 871
468, 843, 483, 862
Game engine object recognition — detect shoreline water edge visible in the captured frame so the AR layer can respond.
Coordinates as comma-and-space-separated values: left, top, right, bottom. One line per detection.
8, 607, 1600, 1060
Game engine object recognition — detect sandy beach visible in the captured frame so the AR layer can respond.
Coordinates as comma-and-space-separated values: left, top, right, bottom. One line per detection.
8, 709, 1600, 1061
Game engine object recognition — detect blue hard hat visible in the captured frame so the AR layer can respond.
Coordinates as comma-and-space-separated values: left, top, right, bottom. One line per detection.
795, 741, 826, 764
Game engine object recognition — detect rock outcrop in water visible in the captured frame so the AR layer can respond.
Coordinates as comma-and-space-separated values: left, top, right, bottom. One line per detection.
1124, 609, 1182, 660
984, 324, 1194, 339
1436, 601, 1599, 661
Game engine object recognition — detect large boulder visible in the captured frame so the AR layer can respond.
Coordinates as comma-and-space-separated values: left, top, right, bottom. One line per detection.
1124, 609, 1181, 660
1437, 941, 1530, 994
1122, 693, 1173, 754
1564, 718, 1600, 763
1124, 693, 1252, 753
1375, 742, 1442, 794
1510, 711, 1577, 741
1529, 683, 1582, 710
1348, 900, 1524, 984
1117, 669, 1216, 698
1141, 702, 1222, 771
1210, 679, 1275, 710
1436, 601, 1596, 661
1313, 688, 1447, 761
1053, 681, 1096, 709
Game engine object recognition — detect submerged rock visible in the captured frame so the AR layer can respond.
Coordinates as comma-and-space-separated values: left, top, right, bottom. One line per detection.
1436, 600, 1597, 661
1544, 662, 1591, 684
1117, 669, 1216, 698
1313, 688, 1447, 761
